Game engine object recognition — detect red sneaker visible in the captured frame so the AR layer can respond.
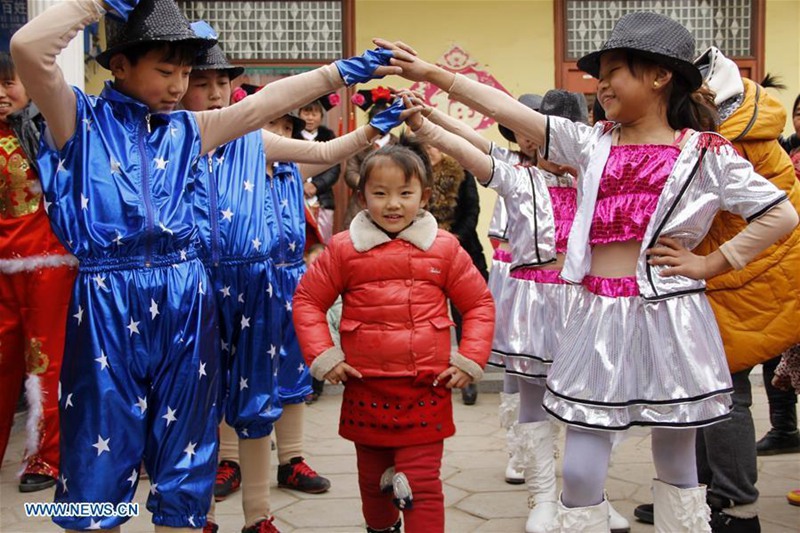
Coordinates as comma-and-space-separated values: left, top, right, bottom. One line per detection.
203, 520, 219, 533
242, 516, 280, 532
277, 456, 331, 494
214, 460, 241, 501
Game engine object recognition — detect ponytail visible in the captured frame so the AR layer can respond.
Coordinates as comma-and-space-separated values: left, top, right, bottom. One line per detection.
667, 75, 719, 132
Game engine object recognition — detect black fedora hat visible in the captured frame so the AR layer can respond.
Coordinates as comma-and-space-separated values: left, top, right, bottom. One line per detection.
97, 0, 217, 69
576, 12, 702, 91
539, 89, 589, 124
499, 93, 542, 143
193, 32, 245, 81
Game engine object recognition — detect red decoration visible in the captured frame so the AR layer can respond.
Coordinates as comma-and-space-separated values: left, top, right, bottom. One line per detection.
371, 86, 392, 104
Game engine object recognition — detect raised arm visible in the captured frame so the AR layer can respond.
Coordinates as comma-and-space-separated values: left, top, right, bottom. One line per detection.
410, 116, 493, 183
10, 0, 102, 149
262, 125, 378, 165
425, 107, 491, 153
377, 38, 546, 146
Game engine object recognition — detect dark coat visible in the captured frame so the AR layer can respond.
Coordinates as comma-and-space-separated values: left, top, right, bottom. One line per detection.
294, 125, 339, 209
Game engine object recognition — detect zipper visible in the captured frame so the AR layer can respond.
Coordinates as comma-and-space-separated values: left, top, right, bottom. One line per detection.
644, 148, 706, 297
139, 113, 154, 267
207, 153, 221, 266
733, 85, 760, 143
268, 167, 287, 264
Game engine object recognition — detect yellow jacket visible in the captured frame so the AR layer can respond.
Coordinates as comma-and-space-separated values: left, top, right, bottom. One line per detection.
694, 78, 800, 373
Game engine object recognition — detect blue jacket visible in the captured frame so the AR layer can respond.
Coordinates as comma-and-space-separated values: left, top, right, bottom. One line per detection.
37, 83, 203, 268
268, 161, 306, 266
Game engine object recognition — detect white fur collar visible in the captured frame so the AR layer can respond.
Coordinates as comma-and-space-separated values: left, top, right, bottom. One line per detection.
349, 210, 439, 252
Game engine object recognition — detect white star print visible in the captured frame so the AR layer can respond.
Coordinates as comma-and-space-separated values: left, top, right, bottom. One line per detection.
127, 317, 140, 336
221, 208, 233, 222
81, 194, 89, 210
127, 469, 138, 487
198, 281, 205, 295
43, 197, 52, 213
268, 344, 277, 357
237, 293, 244, 304
154, 157, 168, 170
87, 518, 102, 530
288, 241, 297, 252
243, 180, 254, 192
95, 351, 109, 371
56, 159, 66, 173
162, 406, 177, 426
220, 286, 231, 298
241, 428, 249, 437
59, 474, 68, 492
267, 284, 273, 298
110, 159, 121, 174
179, 249, 188, 261
73, 306, 84, 325
252, 237, 262, 251
221, 339, 229, 352
188, 516, 196, 528
297, 363, 305, 374
198, 361, 207, 379
93, 275, 107, 290
58, 381, 62, 401
92, 435, 110, 456
239, 377, 248, 390
159, 222, 174, 235
284, 300, 292, 312
184, 441, 197, 459
113, 231, 123, 246
280, 199, 289, 208
241, 316, 251, 329
65, 393, 74, 409
83, 118, 93, 131
135, 396, 147, 414
342, 73, 353, 84
150, 482, 159, 495
149, 299, 159, 320
216, 156, 224, 165
169, 126, 178, 137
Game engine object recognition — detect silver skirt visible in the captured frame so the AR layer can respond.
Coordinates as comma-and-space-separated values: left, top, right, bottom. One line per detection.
492, 271, 581, 385
488, 258, 513, 367
544, 288, 733, 430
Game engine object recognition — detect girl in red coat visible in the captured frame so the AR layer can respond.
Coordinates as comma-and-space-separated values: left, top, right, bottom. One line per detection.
293, 138, 495, 533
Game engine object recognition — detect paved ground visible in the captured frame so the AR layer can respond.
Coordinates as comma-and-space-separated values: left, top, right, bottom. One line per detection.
2, 382, 798, 532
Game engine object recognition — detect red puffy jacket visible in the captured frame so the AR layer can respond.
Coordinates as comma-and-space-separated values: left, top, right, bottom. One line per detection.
293, 211, 495, 380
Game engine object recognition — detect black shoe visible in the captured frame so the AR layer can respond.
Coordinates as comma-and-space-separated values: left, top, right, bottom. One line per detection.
633, 503, 654, 524
366, 519, 402, 533
214, 460, 242, 501
277, 456, 331, 494
756, 428, 800, 456
461, 383, 478, 405
710, 510, 761, 533
19, 473, 56, 493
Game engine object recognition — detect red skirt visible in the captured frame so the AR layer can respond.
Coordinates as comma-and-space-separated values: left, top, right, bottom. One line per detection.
339, 373, 455, 447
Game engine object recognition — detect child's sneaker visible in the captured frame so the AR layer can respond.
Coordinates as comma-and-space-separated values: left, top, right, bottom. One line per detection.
379, 467, 413, 510
366, 519, 402, 532
214, 460, 242, 501
277, 456, 331, 494
203, 521, 219, 533
242, 516, 280, 533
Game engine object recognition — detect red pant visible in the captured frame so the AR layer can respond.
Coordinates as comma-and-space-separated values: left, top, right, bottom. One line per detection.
355, 440, 444, 533
0, 265, 75, 476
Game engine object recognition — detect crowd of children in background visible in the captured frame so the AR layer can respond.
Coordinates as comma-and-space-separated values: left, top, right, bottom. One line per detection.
1, 1, 800, 533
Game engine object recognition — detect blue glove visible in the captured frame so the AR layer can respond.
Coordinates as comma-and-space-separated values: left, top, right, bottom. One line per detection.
334, 48, 394, 86
103, 0, 139, 22
369, 98, 404, 135
190, 21, 219, 42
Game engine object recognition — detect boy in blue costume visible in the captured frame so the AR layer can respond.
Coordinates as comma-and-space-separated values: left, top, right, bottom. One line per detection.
10, 0, 399, 529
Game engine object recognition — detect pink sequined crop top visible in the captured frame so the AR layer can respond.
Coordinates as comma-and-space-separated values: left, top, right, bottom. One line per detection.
549, 186, 577, 253
589, 144, 680, 244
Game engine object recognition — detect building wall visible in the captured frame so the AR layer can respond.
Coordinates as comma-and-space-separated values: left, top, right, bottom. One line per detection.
765, 0, 800, 136
355, 0, 556, 260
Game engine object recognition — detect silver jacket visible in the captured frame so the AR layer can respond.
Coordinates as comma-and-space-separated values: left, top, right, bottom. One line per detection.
487, 145, 516, 242
543, 116, 788, 301
485, 145, 558, 270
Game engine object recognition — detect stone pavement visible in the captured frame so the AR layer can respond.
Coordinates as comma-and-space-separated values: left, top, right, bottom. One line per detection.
2, 383, 798, 532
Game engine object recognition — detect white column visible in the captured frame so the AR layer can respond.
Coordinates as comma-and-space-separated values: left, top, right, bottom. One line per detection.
27, 0, 84, 90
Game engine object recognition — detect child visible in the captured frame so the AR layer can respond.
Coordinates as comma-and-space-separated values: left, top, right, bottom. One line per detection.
403, 90, 629, 533
0, 52, 77, 493
10, 0, 398, 529
180, 43, 406, 532
292, 139, 495, 533
380, 11, 798, 531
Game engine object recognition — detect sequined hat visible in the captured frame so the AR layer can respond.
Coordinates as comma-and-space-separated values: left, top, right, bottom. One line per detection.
97, 0, 217, 69
576, 12, 703, 91
499, 93, 542, 143
539, 90, 589, 124
193, 41, 244, 81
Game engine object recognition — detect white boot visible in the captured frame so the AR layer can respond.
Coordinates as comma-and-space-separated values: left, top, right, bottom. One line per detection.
607, 501, 630, 533
499, 392, 524, 484
510, 421, 559, 533
652, 479, 711, 533
549, 496, 611, 533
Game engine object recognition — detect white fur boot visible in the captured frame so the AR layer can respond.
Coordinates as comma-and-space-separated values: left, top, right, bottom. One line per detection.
652, 479, 711, 533
510, 421, 559, 533
549, 496, 611, 533
499, 392, 524, 484
608, 500, 630, 532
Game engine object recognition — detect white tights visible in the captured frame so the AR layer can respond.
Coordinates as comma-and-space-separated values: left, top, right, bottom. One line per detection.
561, 425, 698, 508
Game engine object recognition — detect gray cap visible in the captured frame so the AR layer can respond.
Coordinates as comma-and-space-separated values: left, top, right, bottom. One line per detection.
499, 93, 543, 143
